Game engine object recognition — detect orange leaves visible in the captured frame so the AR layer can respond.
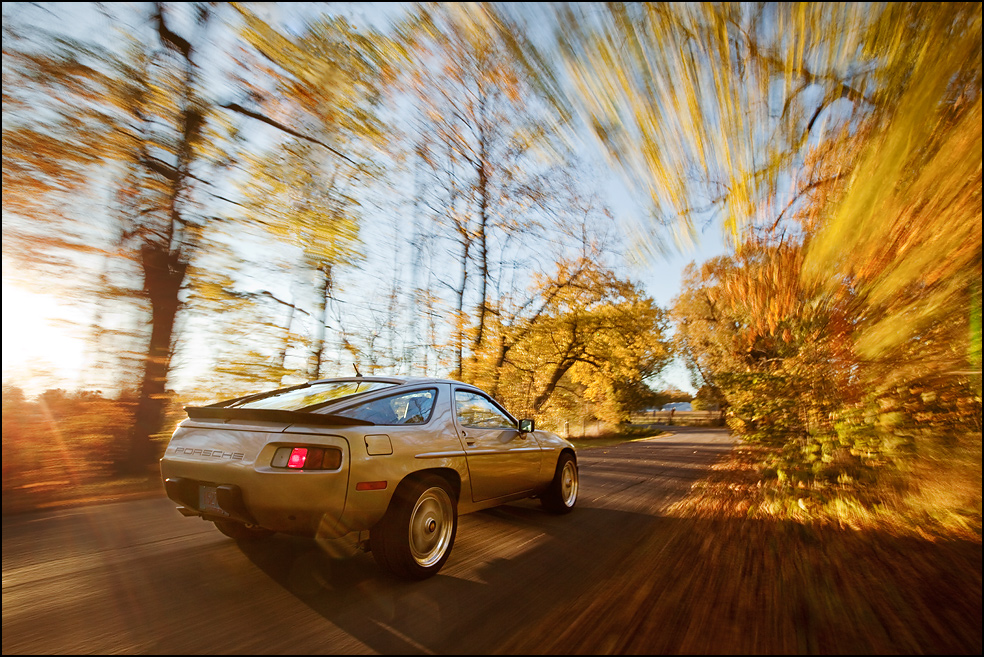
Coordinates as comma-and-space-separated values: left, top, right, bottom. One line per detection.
698, 242, 814, 355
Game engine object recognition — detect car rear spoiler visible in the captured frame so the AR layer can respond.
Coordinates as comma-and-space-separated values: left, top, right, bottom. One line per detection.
184, 406, 375, 426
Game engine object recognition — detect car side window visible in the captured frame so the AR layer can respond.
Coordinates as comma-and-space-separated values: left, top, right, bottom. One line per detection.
454, 390, 516, 429
333, 389, 436, 426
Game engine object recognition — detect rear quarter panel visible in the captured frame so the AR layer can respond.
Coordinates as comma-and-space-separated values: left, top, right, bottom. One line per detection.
335, 384, 474, 529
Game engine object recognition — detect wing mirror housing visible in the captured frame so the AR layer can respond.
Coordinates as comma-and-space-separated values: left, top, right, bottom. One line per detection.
518, 418, 535, 433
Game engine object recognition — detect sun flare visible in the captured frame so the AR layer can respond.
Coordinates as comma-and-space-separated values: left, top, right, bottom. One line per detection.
1, 281, 86, 391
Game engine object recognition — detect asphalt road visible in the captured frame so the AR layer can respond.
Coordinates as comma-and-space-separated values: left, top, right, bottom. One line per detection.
1, 427, 735, 655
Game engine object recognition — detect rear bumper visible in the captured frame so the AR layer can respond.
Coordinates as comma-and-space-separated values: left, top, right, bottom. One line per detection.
164, 477, 258, 525
160, 457, 353, 537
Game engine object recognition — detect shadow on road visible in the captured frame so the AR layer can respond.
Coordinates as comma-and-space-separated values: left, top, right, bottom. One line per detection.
237, 501, 982, 655
236, 501, 676, 654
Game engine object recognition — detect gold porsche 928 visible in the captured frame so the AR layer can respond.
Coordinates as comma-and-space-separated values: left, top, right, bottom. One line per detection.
160, 376, 578, 579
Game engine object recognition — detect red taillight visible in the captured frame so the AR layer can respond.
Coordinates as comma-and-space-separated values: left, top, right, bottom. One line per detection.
287, 447, 308, 469
273, 446, 342, 470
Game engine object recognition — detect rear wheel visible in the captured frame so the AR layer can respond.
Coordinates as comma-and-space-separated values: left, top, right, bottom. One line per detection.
213, 519, 275, 540
371, 475, 457, 579
541, 452, 578, 514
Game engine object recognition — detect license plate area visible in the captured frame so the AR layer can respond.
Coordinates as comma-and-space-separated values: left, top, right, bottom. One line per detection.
199, 485, 229, 517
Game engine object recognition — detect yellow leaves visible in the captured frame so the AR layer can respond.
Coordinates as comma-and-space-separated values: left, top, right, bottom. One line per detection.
232, 4, 394, 153
499, 4, 967, 257
802, 4, 982, 362
464, 257, 670, 418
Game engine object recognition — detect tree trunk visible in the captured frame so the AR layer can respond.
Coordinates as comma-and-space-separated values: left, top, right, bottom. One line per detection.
472, 146, 490, 356
121, 243, 186, 474
277, 302, 296, 382
533, 355, 578, 413
309, 263, 332, 380
489, 334, 509, 398
453, 238, 470, 380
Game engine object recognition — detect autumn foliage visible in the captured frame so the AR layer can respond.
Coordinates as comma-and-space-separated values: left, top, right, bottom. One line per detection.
2, 3, 981, 530
489, 1, 982, 526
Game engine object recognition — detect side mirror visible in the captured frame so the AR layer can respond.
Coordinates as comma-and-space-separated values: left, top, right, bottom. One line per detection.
518, 418, 535, 433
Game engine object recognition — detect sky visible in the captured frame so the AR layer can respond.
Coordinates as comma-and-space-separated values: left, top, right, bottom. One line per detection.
1, 2, 731, 398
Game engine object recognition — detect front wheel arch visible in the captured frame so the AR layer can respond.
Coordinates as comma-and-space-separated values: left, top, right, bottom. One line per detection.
540, 450, 578, 514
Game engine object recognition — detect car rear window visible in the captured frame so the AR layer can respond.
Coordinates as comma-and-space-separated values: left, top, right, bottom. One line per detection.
333, 389, 437, 425
229, 381, 398, 411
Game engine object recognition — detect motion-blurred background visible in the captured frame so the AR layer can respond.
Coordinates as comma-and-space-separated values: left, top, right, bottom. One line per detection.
2, 3, 980, 533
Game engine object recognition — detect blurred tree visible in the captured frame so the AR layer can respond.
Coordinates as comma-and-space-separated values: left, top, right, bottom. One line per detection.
690, 385, 724, 412
228, 10, 398, 381
487, 4, 894, 243
801, 4, 982, 388
2, 3, 398, 472
3, 3, 233, 472
488, 3, 981, 505
671, 243, 849, 443
471, 257, 670, 425
180, 279, 319, 394
394, 3, 572, 379
489, 2, 981, 384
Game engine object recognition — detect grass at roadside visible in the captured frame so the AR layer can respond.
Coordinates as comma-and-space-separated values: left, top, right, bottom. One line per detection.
567, 424, 667, 450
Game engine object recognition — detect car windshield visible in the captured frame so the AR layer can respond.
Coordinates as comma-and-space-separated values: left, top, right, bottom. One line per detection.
227, 380, 398, 411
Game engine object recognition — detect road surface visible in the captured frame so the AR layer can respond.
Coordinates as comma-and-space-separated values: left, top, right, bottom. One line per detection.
2, 427, 734, 654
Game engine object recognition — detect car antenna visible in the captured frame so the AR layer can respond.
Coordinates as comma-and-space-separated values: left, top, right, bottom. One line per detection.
354, 364, 362, 378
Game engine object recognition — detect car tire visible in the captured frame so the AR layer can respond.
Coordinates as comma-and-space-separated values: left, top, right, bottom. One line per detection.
371, 474, 457, 580
213, 519, 275, 540
541, 452, 578, 514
